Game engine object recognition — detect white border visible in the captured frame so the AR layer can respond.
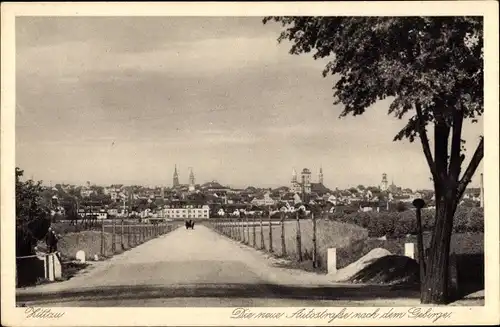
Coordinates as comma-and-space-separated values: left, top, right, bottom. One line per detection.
2, 2, 499, 326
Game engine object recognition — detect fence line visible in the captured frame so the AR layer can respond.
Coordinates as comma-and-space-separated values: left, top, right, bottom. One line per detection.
51, 222, 175, 258
210, 214, 321, 270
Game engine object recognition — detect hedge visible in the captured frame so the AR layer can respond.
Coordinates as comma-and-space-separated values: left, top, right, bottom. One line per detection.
329, 206, 483, 238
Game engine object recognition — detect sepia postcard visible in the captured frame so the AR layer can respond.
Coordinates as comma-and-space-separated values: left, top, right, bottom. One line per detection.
1, 1, 499, 326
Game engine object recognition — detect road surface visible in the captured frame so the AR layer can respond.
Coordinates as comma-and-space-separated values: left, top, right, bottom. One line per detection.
17, 225, 421, 307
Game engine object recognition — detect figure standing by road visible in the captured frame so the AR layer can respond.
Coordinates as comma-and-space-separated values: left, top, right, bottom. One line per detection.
45, 226, 59, 253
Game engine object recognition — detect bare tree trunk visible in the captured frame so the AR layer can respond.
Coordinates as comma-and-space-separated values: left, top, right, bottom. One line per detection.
280, 212, 286, 256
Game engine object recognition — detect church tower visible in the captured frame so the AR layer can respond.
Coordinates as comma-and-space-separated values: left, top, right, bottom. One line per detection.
173, 164, 180, 188
291, 168, 300, 193
380, 173, 388, 191
189, 167, 195, 192
301, 168, 312, 194
319, 166, 324, 184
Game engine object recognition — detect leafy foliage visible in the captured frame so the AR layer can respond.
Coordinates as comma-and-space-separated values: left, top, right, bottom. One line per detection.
16, 168, 51, 256
264, 16, 484, 303
263, 17, 483, 138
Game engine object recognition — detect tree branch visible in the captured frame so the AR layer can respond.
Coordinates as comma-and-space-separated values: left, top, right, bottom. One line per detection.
416, 103, 438, 183
456, 136, 484, 201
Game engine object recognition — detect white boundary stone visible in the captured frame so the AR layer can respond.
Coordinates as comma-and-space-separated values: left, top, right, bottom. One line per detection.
328, 248, 337, 275
76, 250, 86, 263
405, 243, 415, 259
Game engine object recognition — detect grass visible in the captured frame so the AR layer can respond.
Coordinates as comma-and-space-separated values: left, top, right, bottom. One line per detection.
61, 261, 90, 280
233, 219, 368, 271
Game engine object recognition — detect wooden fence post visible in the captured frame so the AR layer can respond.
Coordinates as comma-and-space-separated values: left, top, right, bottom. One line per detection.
240, 218, 244, 242
127, 224, 131, 248
233, 219, 237, 239
252, 215, 256, 248
312, 213, 318, 268
112, 218, 116, 253
231, 219, 235, 239
268, 212, 273, 253
280, 212, 286, 256
296, 211, 302, 261
260, 215, 265, 249
100, 220, 105, 256
121, 219, 124, 250
246, 215, 250, 244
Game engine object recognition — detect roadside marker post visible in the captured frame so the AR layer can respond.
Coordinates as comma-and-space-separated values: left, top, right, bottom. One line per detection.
328, 248, 337, 275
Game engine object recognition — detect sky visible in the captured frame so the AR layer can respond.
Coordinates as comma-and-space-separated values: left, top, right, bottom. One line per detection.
15, 17, 484, 190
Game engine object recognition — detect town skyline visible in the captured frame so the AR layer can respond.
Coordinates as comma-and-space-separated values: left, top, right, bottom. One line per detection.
27, 166, 482, 192
16, 17, 483, 190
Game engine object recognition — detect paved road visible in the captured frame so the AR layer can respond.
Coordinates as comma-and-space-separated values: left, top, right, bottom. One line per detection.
17, 225, 420, 307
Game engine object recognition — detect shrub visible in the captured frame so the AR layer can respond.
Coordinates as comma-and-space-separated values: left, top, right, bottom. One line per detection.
393, 214, 417, 237
395, 201, 408, 212
465, 207, 484, 232
327, 206, 483, 238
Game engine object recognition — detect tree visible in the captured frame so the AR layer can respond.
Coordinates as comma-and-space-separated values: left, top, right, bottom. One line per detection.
348, 187, 358, 194
16, 168, 51, 256
263, 17, 483, 304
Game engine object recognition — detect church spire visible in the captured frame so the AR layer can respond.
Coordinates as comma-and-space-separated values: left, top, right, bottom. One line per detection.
189, 167, 195, 183
173, 164, 179, 188
188, 167, 195, 191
